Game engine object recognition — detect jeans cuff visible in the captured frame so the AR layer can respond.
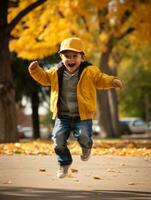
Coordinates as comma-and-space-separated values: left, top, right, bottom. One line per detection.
59, 161, 72, 166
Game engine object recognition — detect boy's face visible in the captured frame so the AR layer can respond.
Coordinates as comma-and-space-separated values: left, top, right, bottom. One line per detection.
60, 50, 84, 73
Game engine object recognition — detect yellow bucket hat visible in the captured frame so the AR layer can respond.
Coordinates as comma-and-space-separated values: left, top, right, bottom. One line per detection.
59, 37, 84, 53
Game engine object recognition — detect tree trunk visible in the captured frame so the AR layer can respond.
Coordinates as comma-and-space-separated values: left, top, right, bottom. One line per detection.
144, 94, 150, 122
0, 0, 47, 143
0, 37, 18, 143
97, 41, 120, 138
31, 91, 40, 139
0, 0, 18, 143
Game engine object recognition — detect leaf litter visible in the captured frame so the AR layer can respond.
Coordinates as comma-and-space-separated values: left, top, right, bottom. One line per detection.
0, 139, 151, 157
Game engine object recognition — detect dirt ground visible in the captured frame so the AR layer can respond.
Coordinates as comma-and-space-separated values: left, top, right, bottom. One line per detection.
0, 155, 151, 200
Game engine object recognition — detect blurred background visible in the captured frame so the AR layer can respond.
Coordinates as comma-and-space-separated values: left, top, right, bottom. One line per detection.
0, 0, 151, 143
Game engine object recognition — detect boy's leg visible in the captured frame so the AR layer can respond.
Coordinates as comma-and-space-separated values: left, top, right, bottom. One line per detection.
52, 118, 72, 167
73, 119, 93, 161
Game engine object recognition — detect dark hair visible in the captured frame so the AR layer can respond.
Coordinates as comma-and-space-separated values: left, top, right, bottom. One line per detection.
80, 52, 85, 57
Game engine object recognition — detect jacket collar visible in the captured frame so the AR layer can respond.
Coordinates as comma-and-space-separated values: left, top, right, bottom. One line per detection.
57, 61, 92, 78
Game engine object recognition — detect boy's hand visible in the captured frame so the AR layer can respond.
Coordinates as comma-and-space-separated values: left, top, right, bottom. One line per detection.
112, 79, 123, 89
29, 61, 39, 70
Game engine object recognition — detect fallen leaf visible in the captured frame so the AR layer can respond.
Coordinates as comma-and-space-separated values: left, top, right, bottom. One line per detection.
107, 169, 116, 172
144, 156, 149, 161
1, 139, 151, 156
67, 173, 75, 178
128, 182, 135, 185
120, 163, 126, 166
107, 169, 121, 173
93, 176, 102, 180
71, 168, 78, 173
39, 168, 46, 172
128, 182, 144, 185
3, 180, 12, 184
14, 143, 21, 147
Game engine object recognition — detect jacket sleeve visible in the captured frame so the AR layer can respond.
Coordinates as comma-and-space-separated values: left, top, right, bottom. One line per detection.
28, 65, 53, 86
93, 66, 115, 89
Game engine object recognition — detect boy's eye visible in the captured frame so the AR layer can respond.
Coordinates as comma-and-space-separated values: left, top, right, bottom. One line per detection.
64, 55, 70, 59
63, 53, 78, 59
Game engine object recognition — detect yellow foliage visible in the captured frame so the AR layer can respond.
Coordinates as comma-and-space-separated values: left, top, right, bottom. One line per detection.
0, 139, 151, 157
91, 0, 108, 9
8, 0, 151, 60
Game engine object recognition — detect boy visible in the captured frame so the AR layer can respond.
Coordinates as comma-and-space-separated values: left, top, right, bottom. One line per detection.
28, 37, 123, 178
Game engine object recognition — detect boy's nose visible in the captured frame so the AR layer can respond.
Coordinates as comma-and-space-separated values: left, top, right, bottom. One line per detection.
67, 57, 73, 61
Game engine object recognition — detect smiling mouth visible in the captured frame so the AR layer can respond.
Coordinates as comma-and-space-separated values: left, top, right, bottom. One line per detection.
68, 63, 76, 68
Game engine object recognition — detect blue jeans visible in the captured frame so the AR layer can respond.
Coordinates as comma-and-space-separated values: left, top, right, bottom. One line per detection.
52, 116, 93, 166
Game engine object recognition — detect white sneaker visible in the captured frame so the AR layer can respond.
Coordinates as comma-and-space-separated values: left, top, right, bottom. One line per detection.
57, 165, 70, 178
81, 148, 91, 161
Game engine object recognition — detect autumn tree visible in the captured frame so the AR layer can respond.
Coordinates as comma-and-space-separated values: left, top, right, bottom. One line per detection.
89, 0, 151, 137
119, 47, 151, 120
11, 54, 41, 139
94, 0, 135, 137
5, 0, 151, 141
0, 0, 47, 143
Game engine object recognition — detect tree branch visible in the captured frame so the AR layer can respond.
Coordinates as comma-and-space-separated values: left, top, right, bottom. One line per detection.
117, 27, 135, 40
80, 15, 89, 32
97, 7, 108, 32
8, 0, 19, 8
121, 10, 131, 25
7, 0, 47, 34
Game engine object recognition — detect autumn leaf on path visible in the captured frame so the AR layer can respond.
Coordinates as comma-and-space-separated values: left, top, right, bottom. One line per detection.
67, 173, 75, 178
107, 169, 121, 173
93, 176, 102, 180
120, 163, 126, 166
128, 182, 144, 185
71, 168, 78, 173
3, 180, 12, 184
39, 168, 46, 172
1, 139, 151, 156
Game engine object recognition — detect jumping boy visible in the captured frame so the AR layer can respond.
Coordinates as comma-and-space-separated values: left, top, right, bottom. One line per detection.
28, 37, 123, 178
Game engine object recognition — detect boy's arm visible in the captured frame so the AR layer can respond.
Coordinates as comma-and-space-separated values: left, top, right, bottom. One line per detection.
28, 61, 51, 86
93, 66, 123, 89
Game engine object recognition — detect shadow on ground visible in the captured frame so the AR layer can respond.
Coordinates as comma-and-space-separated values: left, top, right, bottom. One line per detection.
0, 187, 151, 200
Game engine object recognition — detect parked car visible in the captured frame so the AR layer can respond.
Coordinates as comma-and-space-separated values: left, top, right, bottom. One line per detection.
21, 127, 33, 138
18, 126, 51, 139
17, 126, 33, 138
146, 121, 151, 133
17, 125, 26, 139
119, 117, 147, 135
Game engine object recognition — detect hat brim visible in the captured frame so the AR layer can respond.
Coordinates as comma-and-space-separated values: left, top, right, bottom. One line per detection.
58, 48, 83, 54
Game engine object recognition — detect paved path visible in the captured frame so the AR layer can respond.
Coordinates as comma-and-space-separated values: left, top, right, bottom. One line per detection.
0, 155, 151, 199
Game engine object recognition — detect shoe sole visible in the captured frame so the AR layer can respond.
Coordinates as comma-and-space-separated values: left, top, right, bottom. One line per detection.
57, 173, 67, 178
81, 155, 91, 161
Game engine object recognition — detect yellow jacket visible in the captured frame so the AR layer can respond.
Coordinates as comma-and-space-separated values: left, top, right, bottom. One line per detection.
29, 63, 115, 120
